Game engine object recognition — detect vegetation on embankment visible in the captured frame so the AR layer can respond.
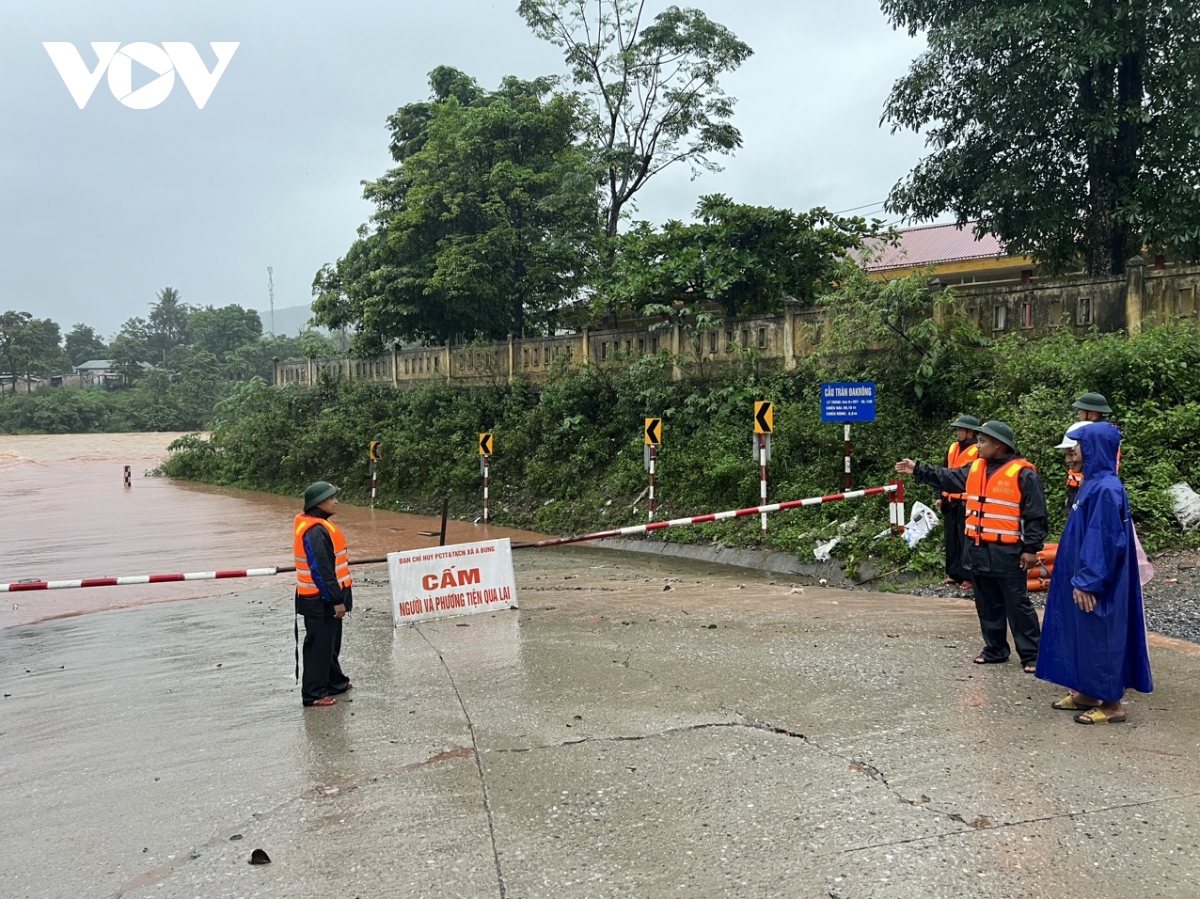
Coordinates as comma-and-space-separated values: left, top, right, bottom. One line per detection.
160, 319, 1200, 577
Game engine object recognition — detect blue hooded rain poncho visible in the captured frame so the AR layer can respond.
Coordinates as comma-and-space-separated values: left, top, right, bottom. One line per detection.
1036, 422, 1153, 701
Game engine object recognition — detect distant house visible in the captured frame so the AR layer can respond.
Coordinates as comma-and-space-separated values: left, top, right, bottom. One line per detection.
74, 359, 122, 388
0, 374, 43, 394
858, 222, 1037, 286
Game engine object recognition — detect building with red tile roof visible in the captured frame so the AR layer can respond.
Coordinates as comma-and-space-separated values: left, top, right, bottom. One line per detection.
857, 221, 1036, 285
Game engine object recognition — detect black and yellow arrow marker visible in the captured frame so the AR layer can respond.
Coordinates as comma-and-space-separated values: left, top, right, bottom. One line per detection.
644, 417, 662, 446
479, 432, 493, 456
754, 401, 774, 434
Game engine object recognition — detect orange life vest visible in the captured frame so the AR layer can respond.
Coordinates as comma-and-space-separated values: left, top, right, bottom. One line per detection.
962, 458, 1036, 545
293, 514, 353, 597
943, 441, 980, 501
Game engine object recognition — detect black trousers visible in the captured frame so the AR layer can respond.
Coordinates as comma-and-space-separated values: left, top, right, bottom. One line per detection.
301, 614, 350, 705
972, 574, 1041, 666
942, 502, 968, 583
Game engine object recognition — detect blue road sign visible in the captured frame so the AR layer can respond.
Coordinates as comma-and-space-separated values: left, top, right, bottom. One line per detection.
821, 382, 876, 422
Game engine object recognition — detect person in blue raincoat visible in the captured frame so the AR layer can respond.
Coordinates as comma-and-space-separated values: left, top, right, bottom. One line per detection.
1036, 422, 1153, 724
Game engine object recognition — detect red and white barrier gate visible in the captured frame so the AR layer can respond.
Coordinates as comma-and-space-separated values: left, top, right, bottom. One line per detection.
2, 483, 907, 591
514, 482, 904, 549
2, 568, 285, 593
0, 555, 393, 594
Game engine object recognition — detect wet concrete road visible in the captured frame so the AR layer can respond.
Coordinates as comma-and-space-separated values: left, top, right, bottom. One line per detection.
3, 547, 1200, 898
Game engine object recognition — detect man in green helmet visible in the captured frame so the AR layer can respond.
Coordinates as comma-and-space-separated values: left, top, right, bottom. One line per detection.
938, 414, 981, 589
1072, 392, 1121, 478
896, 421, 1047, 672
1073, 392, 1112, 422
293, 481, 354, 707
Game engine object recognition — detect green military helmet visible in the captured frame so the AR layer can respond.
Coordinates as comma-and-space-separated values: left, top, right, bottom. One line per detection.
303, 481, 340, 510
1072, 392, 1112, 414
951, 414, 982, 430
977, 420, 1017, 450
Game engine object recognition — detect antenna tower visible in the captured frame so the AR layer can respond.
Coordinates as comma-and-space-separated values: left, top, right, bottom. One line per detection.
267, 266, 275, 335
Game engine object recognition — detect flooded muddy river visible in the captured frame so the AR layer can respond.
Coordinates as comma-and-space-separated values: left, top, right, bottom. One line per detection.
1, 432, 546, 628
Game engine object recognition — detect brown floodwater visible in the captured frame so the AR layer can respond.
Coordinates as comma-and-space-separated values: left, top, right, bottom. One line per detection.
1, 433, 548, 628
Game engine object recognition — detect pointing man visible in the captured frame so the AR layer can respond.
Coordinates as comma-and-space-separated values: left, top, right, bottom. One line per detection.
939, 414, 981, 589
896, 421, 1048, 672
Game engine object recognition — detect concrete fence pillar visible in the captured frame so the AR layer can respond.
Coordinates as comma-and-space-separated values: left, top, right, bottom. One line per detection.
783, 299, 799, 371
670, 322, 683, 382
929, 278, 947, 328
1125, 255, 1146, 335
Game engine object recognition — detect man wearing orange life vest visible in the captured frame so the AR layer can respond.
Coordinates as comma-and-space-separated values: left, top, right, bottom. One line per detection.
896, 421, 1047, 672
295, 481, 353, 708
938, 414, 981, 589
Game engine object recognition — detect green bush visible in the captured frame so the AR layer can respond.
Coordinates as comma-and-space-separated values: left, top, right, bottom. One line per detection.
153, 319, 1200, 570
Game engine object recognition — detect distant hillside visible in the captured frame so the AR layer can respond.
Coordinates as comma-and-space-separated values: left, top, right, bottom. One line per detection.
253, 303, 322, 336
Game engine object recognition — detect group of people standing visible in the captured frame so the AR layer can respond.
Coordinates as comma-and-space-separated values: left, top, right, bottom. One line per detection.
895, 393, 1154, 725
288, 393, 1155, 724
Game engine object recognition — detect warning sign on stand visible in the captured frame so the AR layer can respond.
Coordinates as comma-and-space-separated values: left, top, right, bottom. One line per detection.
388, 538, 518, 625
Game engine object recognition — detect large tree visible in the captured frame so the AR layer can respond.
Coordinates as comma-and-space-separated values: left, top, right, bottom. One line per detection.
64, 323, 107, 367
313, 69, 601, 349
611, 195, 884, 316
882, 0, 1200, 275
109, 317, 150, 385
0, 311, 67, 392
147, 287, 191, 360
188, 305, 263, 361
518, 0, 753, 241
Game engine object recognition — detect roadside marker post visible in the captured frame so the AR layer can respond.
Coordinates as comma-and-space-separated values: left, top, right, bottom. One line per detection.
754, 401, 773, 535
369, 441, 382, 507
123, 465, 131, 488
644, 418, 662, 521
479, 432, 493, 523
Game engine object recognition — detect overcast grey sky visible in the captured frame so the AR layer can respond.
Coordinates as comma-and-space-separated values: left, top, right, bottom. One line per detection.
1, 0, 930, 338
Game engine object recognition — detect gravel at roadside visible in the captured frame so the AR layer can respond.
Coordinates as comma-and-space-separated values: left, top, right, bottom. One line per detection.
869, 547, 1200, 645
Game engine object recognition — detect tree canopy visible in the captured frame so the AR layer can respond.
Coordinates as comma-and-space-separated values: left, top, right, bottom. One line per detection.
64, 324, 107, 367
0, 311, 67, 390
147, 287, 191, 360
312, 68, 601, 350
519, 0, 753, 240
611, 195, 884, 316
188, 304, 262, 360
882, 0, 1200, 276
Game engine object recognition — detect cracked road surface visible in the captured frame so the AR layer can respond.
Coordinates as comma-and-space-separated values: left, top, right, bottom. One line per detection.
3, 546, 1199, 898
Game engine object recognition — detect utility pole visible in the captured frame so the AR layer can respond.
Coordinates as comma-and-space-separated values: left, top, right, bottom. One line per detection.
267, 266, 275, 336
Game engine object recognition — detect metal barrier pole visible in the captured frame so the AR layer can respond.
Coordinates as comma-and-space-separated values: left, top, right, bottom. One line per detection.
513, 484, 898, 550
